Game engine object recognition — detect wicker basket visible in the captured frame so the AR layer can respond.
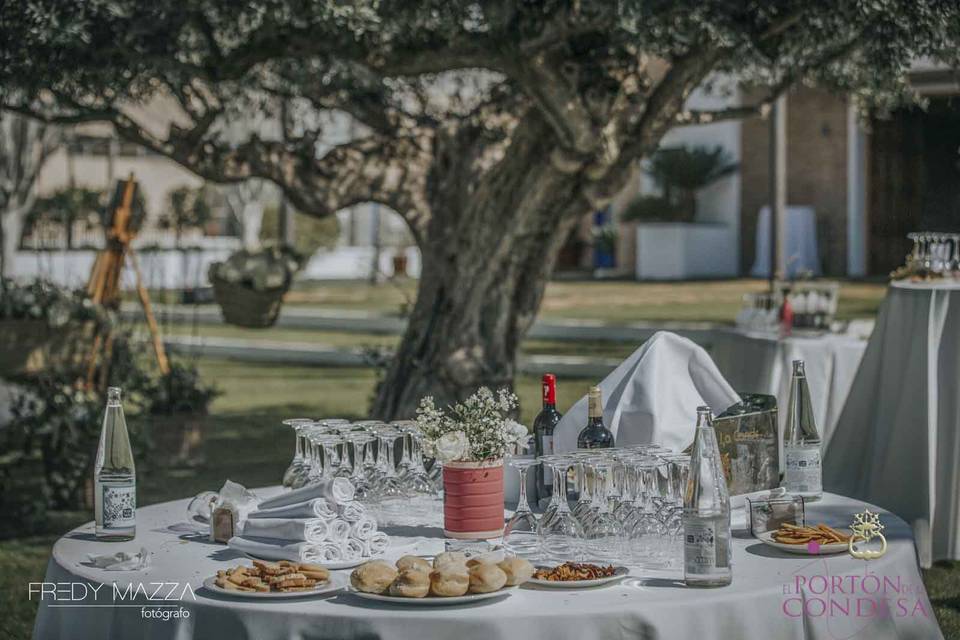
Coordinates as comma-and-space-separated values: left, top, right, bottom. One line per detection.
211, 277, 287, 328
0, 319, 94, 377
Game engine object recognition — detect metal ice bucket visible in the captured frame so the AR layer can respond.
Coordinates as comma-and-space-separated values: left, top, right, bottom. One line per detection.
713, 393, 780, 495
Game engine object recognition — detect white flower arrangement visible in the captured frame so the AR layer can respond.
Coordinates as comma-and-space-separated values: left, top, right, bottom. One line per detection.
415, 387, 527, 463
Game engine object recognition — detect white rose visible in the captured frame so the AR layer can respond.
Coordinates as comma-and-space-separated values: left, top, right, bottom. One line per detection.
435, 431, 469, 463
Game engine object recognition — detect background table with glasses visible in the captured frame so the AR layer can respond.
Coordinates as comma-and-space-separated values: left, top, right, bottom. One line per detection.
34, 489, 940, 640
825, 280, 960, 568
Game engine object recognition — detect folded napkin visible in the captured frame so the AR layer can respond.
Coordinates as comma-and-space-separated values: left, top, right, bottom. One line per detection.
343, 537, 365, 561
228, 536, 328, 564
327, 519, 351, 542
554, 331, 741, 453
258, 478, 355, 510
337, 501, 366, 523
350, 515, 377, 541
240, 518, 329, 543
365, 531, 390, 557
247, 498, 337, 521
81, 548, 150, 571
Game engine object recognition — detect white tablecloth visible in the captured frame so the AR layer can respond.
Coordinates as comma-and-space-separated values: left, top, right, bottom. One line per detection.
825, 280, 960, 568
34, 489, 941, 640
710, 329, 867, 452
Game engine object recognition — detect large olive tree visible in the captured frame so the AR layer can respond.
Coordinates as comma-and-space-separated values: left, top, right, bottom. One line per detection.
2, 1, 956, 417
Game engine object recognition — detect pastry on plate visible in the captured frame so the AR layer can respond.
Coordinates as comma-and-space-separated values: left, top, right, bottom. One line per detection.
468, 563, 507, 593
388, 569, 430, 598
351, 560, 398, 594
498, 557, 534, 586
429, 568, 470, 597
433, 551, 468, 570
396, 555, 432, 573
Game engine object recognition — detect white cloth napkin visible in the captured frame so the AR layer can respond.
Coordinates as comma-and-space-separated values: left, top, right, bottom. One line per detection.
554, 331, 741, 452
258, 478, 355, 510
366, 531, 389, 556
343, 538, 365, 561
327, 519, 351, 542
81, 548, 150, 571
228, 536, 328, 563
240, 518, 330, 543
350, 515, 377, 540
337, 501, 366, 523
247, 498, 337, 521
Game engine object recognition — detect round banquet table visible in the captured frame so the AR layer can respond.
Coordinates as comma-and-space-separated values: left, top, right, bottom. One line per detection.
709, 328, 867, 451
825, 279, 960, 569
33, 489, 942, 640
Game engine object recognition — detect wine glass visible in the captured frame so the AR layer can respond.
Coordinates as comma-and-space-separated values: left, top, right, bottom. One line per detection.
582, 459, 623, 563
281, 418, 314, 488
624, 455, 666, 567
371, 428, 409, 522
539, 457, 584, 563
502, 455, 541, 561
345, 432, 376, 502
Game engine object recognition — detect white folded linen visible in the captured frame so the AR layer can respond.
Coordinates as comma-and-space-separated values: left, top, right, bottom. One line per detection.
315, 541, 344, 563
337, 501, 366, 523
350, 515, 377, 540
554, 331, 741, 453
343, 538, 365, 561
367, 531, 390, 556
240, 518, 329, 543
258, 478, 355, 510
81, 548, 150, 571
327, 519, 351, 542
247, 498, 337, 521
227, 536, 324, 563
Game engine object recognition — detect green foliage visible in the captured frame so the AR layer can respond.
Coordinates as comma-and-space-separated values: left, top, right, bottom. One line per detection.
0, 277, 109, 328
259, 205, 339, 258
591, 225, 618, 253
24, 185, 148, 246
143, 360, 221, 416
209, 244, 303, 292
621, 195, 686, 223
158, 186, 213, 239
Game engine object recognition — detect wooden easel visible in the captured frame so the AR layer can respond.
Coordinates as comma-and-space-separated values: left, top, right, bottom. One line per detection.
84, 174, 169, 388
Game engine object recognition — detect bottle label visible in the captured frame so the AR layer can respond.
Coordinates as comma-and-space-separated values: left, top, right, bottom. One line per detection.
784, 447, 822, 494
541, 435, 554, 484
684, 520, 725, 574
542, 378, 556, 405
102, 484, 136, 529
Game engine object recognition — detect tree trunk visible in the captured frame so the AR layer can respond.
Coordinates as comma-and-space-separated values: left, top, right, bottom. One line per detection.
371, 113, 589, 419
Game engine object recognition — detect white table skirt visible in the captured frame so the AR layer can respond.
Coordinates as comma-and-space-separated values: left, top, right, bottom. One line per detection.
33, 489, 941, 640
825, 282, 960, 568
709, 329, 867, 450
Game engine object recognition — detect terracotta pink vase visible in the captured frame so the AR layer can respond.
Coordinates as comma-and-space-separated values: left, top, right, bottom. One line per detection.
442, 459, 505, 539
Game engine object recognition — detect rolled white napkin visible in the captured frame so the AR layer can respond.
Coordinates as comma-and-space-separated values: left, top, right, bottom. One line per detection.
314, 541, 344, 563
367, 531, 389, 556
240, 518, 329, 543
227, 536, 321, 563
247, 498, 337, 521
258, 478, 355, 510
350, 515, 377, 541
327, 519, 351, 542
343, 538, 365, 561
337, 501, 366, 523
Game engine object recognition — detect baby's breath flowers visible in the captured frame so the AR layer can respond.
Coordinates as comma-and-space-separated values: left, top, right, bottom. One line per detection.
415, 387, 526, 462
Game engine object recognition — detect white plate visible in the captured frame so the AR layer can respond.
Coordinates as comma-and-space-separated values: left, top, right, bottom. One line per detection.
348, 586, 516, 605
203, 572, 348, 599
756, 529, 852, 555
527, 565, 630, 588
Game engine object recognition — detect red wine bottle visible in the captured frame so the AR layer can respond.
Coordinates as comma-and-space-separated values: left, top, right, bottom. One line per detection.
533, 374, 562, 504
577, 386, 614, 449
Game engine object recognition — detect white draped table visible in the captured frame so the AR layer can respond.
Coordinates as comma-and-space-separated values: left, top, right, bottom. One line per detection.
825, 280, 960, 568
709, 328, 867, 449
34, 489, 941, 640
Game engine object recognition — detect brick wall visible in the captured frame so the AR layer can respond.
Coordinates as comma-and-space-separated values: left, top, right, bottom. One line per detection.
739, 86, 850, 275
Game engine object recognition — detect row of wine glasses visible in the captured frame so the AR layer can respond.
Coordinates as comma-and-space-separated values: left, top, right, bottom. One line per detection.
503, 446, 690, 569
905, 232, 960, 278
280, 418, 441, 523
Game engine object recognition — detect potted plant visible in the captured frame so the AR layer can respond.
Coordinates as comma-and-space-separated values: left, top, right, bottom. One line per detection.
208, 244, 302, 328
415, 387, 528, 539
0, 278, 107, 377
143, 359, 221, 468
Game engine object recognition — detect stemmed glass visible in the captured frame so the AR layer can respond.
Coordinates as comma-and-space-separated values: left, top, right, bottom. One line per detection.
658, 453, 691, 570
371, 428, 409, 522
503, 453, 541, 561
623, 455, 666, 567
539, 456, 583, 562
346, 431, 377, 502
581, 458, 623, 563
281, 418, 314, 488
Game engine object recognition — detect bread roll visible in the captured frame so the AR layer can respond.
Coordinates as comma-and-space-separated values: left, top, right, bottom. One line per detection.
396, 555, 432, 573
466, 557, 494, 569
433, 551, 468, 570
388, 569, 430, 598
350, 560, 398, 594
468, 563, 507, 593
429, 568, 470, 597
498, 557, 534, 586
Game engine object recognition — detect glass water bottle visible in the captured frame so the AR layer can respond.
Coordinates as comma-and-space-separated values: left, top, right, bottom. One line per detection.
683, 406, 732, 587
95, 387, 137, 540
783, 360, 822, 500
